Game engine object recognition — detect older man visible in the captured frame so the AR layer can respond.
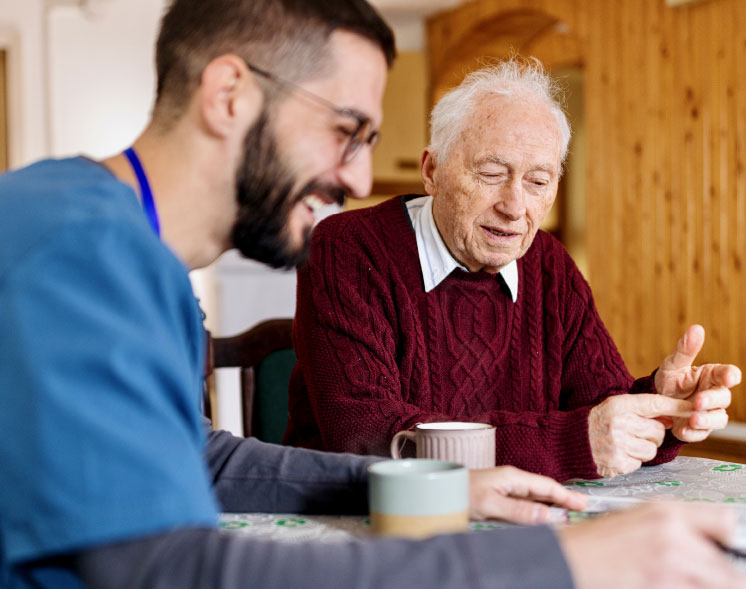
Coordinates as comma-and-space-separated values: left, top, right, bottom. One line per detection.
285, 59, 740, 481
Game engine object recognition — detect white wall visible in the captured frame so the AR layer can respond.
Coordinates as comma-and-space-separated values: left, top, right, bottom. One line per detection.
47, 0, 167, 159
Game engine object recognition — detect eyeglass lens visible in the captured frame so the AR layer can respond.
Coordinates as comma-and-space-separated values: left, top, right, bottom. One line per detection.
343, 118, 378, 164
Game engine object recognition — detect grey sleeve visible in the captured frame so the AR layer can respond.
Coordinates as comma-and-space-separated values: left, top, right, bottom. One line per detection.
203, 418, 380, 514
76, 525, 574, 589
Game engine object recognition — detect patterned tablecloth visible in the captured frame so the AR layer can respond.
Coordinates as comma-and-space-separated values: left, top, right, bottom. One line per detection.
220, 456, 746, 561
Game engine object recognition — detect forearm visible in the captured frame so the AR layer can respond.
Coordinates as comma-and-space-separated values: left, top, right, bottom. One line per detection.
482, 405, 598, 481
204, 421, 378, 513
312, 399, 600, 481
75, 525, 572, 589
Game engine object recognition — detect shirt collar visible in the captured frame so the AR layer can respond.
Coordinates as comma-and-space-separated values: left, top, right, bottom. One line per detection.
406, 195, 518, 301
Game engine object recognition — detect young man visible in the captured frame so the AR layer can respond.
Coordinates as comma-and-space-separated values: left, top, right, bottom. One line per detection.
0, 1, 742, 588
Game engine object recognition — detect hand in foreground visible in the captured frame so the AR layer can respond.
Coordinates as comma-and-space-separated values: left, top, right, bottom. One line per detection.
588, 394, 694, 478
468, 465, 587, 525
558, 502, 746, 589
654, 324, 741, 442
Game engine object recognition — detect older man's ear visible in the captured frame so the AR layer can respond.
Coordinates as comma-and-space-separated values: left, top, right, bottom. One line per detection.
420, 148, 438, 195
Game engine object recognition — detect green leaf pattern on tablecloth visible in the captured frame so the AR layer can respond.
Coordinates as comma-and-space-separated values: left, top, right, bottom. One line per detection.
220, 521, 250, 529
276, 517, 307, 527
713, 464, 743, 472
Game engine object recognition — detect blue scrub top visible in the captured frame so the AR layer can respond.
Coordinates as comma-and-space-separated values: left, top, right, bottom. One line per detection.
0, 158, 218, 587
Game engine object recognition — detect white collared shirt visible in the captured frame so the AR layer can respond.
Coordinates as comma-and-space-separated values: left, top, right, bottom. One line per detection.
406, 195, 518, 301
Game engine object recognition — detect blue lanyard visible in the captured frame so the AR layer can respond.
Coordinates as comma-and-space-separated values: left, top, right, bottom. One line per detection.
123, 147, 161, 238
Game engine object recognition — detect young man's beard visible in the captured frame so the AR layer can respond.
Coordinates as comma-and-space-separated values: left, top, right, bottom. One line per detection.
230, 109, 309, 269
231, 109, 348, 270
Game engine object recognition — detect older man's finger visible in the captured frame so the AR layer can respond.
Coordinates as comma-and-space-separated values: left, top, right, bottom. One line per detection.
690, 408, 729, 431
625, 436, 659, 462
630, 393, 694, 418
661, 324, 705, 371
692, 387, 731, 411
674, 425, 712, 443
628, 414, 667, 445
702, 363, 742, 388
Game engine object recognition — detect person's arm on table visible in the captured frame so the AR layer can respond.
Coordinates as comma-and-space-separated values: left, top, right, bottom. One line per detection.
205, 419, 376, 514
75, 523, 570, 589
74, 502, 746, 589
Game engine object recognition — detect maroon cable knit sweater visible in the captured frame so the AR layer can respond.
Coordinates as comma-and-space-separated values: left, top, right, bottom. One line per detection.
284, 195, 682, 481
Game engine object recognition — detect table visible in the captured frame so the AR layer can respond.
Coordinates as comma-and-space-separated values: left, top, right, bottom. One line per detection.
220, 456, 746, 567
565, 455, 746, 504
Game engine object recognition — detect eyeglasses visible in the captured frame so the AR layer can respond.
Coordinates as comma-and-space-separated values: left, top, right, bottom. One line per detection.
245, 62, 379, 165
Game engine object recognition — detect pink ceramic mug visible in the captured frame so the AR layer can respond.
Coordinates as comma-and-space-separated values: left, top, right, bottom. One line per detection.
390, 422, 496, 469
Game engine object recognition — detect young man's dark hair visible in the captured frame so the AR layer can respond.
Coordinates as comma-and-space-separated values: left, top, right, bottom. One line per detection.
154, 0, 396, 125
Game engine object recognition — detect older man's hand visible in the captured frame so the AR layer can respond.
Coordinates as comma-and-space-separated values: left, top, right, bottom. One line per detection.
654, 324, 741, 443
588, 394, 694, 478
468, 466, 588, 524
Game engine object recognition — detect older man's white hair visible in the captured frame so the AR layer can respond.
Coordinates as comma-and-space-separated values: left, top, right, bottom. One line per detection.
429, 58, 572, 169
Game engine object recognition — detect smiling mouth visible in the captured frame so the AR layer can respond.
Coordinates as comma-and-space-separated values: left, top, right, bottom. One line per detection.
302, 194, 331, 213
484, 226, 517, 237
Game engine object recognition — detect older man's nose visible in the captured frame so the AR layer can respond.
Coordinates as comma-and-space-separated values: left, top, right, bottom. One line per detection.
495, 180, 526, 219
337, 150, 373, 200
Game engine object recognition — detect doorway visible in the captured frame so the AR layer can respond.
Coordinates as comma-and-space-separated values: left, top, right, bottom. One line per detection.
0, 49, 8, 172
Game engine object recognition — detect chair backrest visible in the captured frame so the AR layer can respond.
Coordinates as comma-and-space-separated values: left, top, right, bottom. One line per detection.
207, 318, 295, 442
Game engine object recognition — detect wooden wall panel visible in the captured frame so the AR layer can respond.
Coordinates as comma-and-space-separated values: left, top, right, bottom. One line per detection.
428, 0, 746, 421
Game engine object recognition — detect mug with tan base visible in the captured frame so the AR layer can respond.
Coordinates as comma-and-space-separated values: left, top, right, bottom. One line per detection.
368, 459, 469, 539
390, 422, 496, 469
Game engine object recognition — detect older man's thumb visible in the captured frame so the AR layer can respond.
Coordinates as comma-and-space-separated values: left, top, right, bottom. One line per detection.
666, 324, 705, 370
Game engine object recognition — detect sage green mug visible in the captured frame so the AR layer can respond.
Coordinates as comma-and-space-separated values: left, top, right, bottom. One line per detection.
368, 459, 469, 539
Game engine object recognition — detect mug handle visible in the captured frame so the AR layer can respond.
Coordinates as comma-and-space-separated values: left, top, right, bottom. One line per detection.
390, 430, 416, 459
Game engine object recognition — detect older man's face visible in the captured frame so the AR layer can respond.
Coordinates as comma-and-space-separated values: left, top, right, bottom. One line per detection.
426, 93, 563, 274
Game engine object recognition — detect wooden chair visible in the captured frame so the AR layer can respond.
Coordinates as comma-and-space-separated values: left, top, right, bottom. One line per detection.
205, 318, 295, 442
